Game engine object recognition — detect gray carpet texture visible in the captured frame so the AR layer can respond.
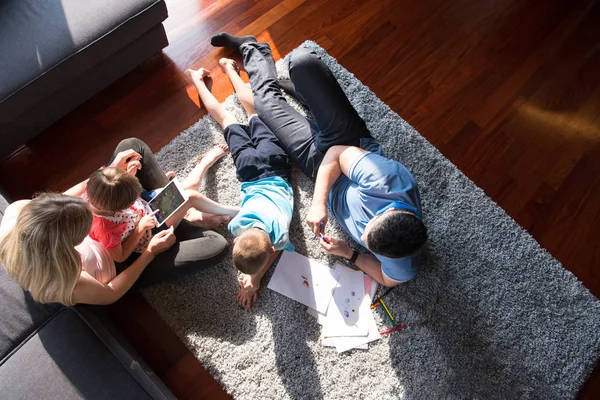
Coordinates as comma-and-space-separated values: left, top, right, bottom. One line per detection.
142, 41, 600, 399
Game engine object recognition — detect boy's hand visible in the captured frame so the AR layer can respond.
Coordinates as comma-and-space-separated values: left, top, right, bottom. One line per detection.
237, 274, 259, 309
319, 235, 353, 259
306, 204, 327, 236
138, 210, 159, 233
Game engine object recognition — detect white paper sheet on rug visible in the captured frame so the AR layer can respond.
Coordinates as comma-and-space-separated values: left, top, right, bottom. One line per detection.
322, 335, 368, 350
322, 268, 369, 337
306, 307, 327, 325
309, 270, 376, 326
333, 289, 381, 353
267, 251, 341, 314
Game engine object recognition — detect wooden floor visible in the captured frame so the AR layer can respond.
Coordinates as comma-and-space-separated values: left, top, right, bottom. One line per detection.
1, 0, 599, 398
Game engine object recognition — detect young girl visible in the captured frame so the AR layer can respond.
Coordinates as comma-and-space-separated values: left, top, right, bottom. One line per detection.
86, 167, 239, 263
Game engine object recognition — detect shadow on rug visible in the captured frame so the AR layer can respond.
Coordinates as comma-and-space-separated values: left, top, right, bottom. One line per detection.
141, 41, 600, 399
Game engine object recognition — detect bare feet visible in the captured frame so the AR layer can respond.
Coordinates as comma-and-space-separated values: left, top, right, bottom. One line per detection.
218, 58, 240, 75
165, 171, 176, 180
198, 143, 229, 167
184, 209, 231, 229
186, 67, 211, 82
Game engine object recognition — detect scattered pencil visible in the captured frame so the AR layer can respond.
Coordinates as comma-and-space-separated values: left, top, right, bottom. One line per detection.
378, 294, 395, 324
370, 302, 380, 309
379, 325, 407, 335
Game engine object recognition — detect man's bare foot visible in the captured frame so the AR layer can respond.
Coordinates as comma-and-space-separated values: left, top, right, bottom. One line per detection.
184, 209, 231, 229
165, 171, 176, 180
198, 143, 229, 167
218, 58, 240, 75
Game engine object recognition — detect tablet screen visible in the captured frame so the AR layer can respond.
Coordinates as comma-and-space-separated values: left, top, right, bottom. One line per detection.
148, 180, 187, 225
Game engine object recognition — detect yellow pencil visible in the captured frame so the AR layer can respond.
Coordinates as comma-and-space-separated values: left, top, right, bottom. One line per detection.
377, 294, 395, 323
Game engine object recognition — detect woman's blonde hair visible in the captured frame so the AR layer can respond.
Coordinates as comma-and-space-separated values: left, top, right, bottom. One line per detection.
0, 193, 92, 305
87, 167, 142, 212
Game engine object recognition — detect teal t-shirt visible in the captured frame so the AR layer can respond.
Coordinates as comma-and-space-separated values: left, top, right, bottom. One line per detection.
228, 176, 294, 252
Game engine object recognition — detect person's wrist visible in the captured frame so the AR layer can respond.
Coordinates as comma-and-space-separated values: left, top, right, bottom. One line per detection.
345, 248, 359, 263
142, 248, 156, 259
311, 201, 326, 210
343, 247, 354, 260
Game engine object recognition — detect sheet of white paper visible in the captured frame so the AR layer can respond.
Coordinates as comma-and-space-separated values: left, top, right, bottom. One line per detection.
322, 269, 369, 337
322, 336, 368, 350
306, 307, 327, 326
267, 251, 341, 314
334, 291, 381, 353
370, 279, 378, 299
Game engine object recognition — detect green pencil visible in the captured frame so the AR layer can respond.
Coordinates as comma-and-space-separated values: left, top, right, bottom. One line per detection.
377, 294, 395, 326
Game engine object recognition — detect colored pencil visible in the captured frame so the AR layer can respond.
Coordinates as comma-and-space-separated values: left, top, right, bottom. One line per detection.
379, 304, 395, 327
370, 302, 380, 309
313, 221, 324, 240
378, 295, 395, 324
379, 325, 407, 335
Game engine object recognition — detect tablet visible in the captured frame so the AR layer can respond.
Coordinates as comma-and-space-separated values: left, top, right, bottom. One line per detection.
147, 179, 188, 226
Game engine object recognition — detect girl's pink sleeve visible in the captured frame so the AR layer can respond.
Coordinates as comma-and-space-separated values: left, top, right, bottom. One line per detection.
89, 217, 127, 250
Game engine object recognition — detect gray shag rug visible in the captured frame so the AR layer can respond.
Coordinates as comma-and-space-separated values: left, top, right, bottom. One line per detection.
142, 41, 600, 399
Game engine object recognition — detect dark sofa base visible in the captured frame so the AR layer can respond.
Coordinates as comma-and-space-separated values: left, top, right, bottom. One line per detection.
1, 24, 168, 160
0, 306, 174, 399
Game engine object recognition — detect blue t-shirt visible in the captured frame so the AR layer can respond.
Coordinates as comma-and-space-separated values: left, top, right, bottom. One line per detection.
328, 147, 423, 282
228, 176, 295, 252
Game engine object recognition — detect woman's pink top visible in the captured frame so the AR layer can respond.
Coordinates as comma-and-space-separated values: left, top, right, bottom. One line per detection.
75, 236, 116, 284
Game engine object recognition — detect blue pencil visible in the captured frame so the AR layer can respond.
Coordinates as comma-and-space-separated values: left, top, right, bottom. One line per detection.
313, 221, 323, 239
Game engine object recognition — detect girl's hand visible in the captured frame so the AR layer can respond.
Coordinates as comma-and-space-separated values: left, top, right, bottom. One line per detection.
126, 160, 142, 176
109, 149, 142, 171
138, 210, 159, 233
147, 227, 176, 254
319, 235, 353, 259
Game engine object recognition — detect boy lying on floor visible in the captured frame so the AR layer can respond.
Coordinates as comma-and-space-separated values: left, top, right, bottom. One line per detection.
187, 58, 294, 309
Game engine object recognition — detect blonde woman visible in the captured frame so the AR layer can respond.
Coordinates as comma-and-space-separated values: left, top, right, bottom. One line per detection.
0, 139, 231, 305
0, 193, 174, 305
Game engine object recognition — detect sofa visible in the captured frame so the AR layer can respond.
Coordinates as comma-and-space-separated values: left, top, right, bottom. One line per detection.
0, 0, 169, 160
0, 1, 177, 397
0, 263, 176, 399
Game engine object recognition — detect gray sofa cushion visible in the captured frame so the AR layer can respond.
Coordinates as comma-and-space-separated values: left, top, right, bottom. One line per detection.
0, 266, 174, 399
0, 307, 157, 399
0, 0, 167, 123
0, 266, 62, 361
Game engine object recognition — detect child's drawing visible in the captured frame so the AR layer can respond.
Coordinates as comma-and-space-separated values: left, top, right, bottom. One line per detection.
301, 275, 309, 288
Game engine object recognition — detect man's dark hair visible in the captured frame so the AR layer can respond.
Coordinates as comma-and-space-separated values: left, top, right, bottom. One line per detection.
366, 211, 427, 258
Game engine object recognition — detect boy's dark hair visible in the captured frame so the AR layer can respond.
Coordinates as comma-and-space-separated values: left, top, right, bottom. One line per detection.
366, 211, 427, 259
87, 167, 142, 212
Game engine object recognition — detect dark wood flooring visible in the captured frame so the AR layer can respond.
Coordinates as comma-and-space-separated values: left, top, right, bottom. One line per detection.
1, 0, 599, 398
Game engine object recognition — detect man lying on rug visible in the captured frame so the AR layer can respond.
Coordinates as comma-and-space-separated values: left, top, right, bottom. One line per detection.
187, 58, 295, 309
211, 33, 428, 287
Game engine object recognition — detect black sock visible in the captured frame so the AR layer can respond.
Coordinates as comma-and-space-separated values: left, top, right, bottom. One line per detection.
210, 33, 257, 49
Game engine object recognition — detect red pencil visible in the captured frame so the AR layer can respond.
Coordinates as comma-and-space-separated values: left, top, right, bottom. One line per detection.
379, 324, 407, 335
